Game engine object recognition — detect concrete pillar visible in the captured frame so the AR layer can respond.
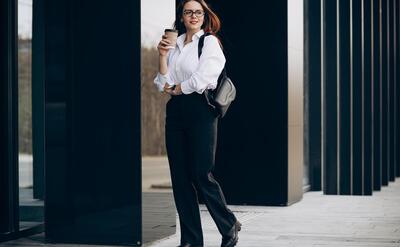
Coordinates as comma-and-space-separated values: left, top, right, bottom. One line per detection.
351, 0, 364, 195
43, 0, 142, 245
381, 0, 389, 186
372, 0, 382, 190
388, 0, 396, 182
362, 0, 374, 195
338, 0, 351, 195
323, 0, 339, 194
190, 0, 305, 205
304, 0, 322, 191
0, 0, 19, 236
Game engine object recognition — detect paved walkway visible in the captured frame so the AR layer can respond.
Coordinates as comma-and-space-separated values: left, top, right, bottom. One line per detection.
146, 179, 400, 247
5, 156, 400, 246
142, 156, 172, 192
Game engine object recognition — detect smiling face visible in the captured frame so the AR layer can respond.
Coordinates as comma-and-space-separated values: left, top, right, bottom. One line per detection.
181, 1, 205, 33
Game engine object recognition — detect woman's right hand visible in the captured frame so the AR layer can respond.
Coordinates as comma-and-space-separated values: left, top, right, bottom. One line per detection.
163, 83, 174, 94
157, 35, 172, 57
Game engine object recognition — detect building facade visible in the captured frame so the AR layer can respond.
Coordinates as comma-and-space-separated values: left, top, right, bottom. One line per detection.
1, 0, 399, 245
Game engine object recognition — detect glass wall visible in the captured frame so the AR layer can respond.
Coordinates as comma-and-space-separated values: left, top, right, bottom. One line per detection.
141, 0, 177, 244
18, 0, 44, 231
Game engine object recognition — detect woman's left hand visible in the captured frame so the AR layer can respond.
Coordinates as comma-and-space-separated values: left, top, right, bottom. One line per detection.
170, 84, 183, 95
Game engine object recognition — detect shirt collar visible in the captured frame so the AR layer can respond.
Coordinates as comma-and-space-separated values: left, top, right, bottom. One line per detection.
177, 29, 205, 51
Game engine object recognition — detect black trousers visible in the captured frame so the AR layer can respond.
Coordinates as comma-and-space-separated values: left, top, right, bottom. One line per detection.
165, 92, 237, 246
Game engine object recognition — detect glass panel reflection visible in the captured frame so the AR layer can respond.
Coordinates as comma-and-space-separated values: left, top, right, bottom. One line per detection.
18, 0, 44, 231
141, 0, 176, 244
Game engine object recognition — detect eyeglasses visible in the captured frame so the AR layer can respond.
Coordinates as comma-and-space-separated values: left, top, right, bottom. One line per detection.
183, 9, 205, 17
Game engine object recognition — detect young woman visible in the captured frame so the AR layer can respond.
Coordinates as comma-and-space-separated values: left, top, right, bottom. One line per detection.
153, 1, 241, 247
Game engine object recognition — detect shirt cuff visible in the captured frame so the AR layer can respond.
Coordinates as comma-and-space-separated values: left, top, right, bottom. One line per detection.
154, 72, 173, 92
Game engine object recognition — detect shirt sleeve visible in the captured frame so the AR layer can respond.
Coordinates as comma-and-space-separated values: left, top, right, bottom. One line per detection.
153, 51, 175, 92
180, 35, 226, 94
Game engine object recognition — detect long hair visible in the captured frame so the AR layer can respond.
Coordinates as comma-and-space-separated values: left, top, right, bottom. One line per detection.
173, 0, 222, 47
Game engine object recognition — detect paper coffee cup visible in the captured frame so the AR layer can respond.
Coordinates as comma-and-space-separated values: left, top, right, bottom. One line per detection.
164, 29, 178, 49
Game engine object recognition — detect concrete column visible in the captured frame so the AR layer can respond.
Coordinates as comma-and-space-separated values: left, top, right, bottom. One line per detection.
32, 0, 45, 200
338, 0, 351, 195
388, 0, 396, 182
372, 0, 382, 190
196, 0, 304, 205
381, 0, 389, 186
0, 0, 19, 236
304, 0, 322, 191
394, 0, 400, 177
351, 0, 363, 195
323, 0, 339, 194
362, 0, 374, 195
43, 0, 142, 245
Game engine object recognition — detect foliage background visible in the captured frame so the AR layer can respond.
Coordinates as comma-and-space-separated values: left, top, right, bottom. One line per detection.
18, 39, 168, 156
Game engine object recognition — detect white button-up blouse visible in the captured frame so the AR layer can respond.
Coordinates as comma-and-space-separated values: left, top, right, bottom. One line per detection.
153, 29, 226, 95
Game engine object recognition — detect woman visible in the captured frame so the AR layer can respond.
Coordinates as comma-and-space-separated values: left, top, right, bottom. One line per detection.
153, 1, 241, 247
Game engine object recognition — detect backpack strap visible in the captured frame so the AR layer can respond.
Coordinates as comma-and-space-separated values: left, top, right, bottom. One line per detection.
198, 33, 227, 78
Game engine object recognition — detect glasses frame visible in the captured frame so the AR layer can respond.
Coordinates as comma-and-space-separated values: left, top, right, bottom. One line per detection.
182, 9, 205, 18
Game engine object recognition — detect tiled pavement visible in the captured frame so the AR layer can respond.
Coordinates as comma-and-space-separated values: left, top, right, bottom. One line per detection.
2, 180, 400, 247
3, 155, 400, 247
146, 179, 400, 247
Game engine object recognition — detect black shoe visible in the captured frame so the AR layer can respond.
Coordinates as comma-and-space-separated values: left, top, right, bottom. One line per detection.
220, 220, 242, 247
177, 243, 203, 247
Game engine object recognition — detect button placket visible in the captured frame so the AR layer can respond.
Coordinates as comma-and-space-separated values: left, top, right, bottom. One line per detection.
175, 50, 184, 74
